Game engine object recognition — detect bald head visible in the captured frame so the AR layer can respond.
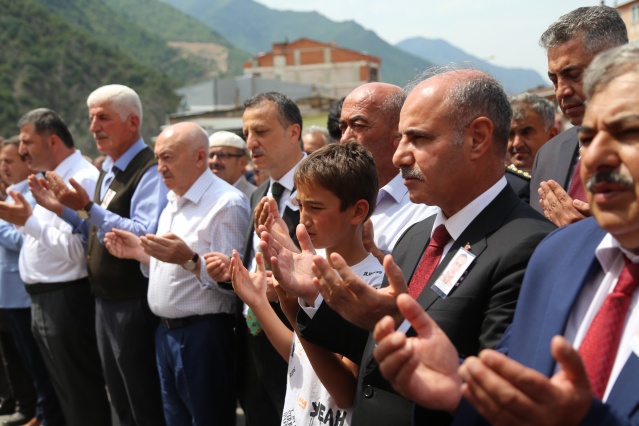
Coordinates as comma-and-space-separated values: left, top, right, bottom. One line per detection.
155, 122, 210, 196
340, 82, 405, 187
417, 69, 511, 157
394, 69, 511, 216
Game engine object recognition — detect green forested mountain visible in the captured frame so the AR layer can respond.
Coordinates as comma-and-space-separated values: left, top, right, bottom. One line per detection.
35, 0, 250, 82
101, 0, 250, 76
0, 0, 180, 156
159, 0, 434, 86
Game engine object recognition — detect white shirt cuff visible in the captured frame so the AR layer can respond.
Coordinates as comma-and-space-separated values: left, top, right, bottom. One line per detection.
298, 293, 324, 319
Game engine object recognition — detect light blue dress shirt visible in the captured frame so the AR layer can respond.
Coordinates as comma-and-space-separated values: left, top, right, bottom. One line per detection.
0, 180, 36, 308
61, 138, 168, 243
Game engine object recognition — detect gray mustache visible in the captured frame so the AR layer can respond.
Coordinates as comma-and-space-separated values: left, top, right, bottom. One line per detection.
400, 167, 423, 180
585, 170, 634, 192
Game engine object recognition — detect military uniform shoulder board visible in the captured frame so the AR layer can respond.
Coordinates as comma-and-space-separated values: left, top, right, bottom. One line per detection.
505, 164, 531, 180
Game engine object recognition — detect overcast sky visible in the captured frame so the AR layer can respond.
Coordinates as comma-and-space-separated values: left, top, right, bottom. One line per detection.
256, 0, 608, 79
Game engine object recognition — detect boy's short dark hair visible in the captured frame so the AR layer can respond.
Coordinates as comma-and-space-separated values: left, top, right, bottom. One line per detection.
294, 141, 378, 221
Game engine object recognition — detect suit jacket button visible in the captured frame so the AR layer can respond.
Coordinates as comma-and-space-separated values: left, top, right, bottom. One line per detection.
363, 385, 374, 398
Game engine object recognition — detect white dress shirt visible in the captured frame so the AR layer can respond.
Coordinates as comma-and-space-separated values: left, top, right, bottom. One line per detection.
299, 176, 507, 316
431, 177, 507, 259
19, 151, 98, 284
249, 155, 305, 273
147, 170, 250, 318
563, 234, 639, 401
371, 173, 438, 254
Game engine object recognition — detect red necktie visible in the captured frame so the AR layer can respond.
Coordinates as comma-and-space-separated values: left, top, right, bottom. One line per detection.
407, 224, 451, 299
578, 255, 639, 399
568, 158, 587, 203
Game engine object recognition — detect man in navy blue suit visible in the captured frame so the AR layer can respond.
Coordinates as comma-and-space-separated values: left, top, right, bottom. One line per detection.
373, 42, 639, 426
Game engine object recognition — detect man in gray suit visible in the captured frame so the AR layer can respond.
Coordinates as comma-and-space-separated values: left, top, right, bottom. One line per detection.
529, 6, 627, 226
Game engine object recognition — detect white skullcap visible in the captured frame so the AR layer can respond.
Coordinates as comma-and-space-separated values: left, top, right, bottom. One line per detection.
208, 131, 247, 150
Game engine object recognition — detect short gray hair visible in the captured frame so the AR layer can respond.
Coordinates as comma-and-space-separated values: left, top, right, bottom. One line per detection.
405, 64, 512, 156
380, 90, 407, 127
509, 93, 555, 131
584, 43, 639, 100
540, 6, 628, 55
87, 84, 143, 123
302, 125, 330, 142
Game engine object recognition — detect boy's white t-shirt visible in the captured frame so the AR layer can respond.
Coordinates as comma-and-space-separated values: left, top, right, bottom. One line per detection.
281, 253, 383, 426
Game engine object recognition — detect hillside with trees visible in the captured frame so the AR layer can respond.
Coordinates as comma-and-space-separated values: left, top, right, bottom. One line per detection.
0, 0, 180, 155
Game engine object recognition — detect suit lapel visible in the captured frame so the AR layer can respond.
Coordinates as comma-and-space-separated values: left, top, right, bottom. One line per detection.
416, 186, 518, 310
508, 219, 606, 376
400, 216, 436, 283
242, 181, 269, 267
282, 206, 300, 248
530, 250, 601, 375
607, 353, 639, 418
556, 127, 580, 188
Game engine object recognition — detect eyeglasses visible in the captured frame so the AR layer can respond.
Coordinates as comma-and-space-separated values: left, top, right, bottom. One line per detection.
209, 152, 244, 160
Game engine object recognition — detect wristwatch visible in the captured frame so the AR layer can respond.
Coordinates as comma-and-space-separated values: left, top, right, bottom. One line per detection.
182, 252, 199, 271
77, 201, 93, 220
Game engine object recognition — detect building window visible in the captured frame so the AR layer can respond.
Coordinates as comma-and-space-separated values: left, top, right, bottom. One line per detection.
632, 4, 639, 24
369, 67, 379, 82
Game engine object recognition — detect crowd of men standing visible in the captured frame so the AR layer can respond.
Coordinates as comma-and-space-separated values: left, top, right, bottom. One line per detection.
0, 4, 637, 426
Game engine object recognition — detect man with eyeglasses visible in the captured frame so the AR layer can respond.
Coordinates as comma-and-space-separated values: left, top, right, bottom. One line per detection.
208, 131, 256, 198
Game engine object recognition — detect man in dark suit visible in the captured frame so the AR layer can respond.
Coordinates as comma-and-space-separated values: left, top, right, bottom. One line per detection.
265, 68, 555, 426
529, 6, 627, 227
238, 92, 304, 426
374, 42, 639, 426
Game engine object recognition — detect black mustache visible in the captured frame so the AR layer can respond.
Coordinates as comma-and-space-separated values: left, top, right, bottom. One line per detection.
585, 170, 634, 192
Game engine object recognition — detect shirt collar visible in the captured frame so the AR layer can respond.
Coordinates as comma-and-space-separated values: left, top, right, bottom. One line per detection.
596, 233, 639, 273
102, 138, 147, 173
377, 173, 407, 204
7, 178, 29, 194
54, 150, 87, 178
270, 153, 307, 193
432, 176, 507, 241
166, 169, 214, 211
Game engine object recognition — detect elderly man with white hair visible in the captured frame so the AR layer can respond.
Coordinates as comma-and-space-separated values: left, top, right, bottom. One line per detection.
208, 130, 256, 198
42, 84, 168, 425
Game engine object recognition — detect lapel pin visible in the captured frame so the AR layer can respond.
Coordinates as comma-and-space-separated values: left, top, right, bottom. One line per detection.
464, 242, 471, 251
